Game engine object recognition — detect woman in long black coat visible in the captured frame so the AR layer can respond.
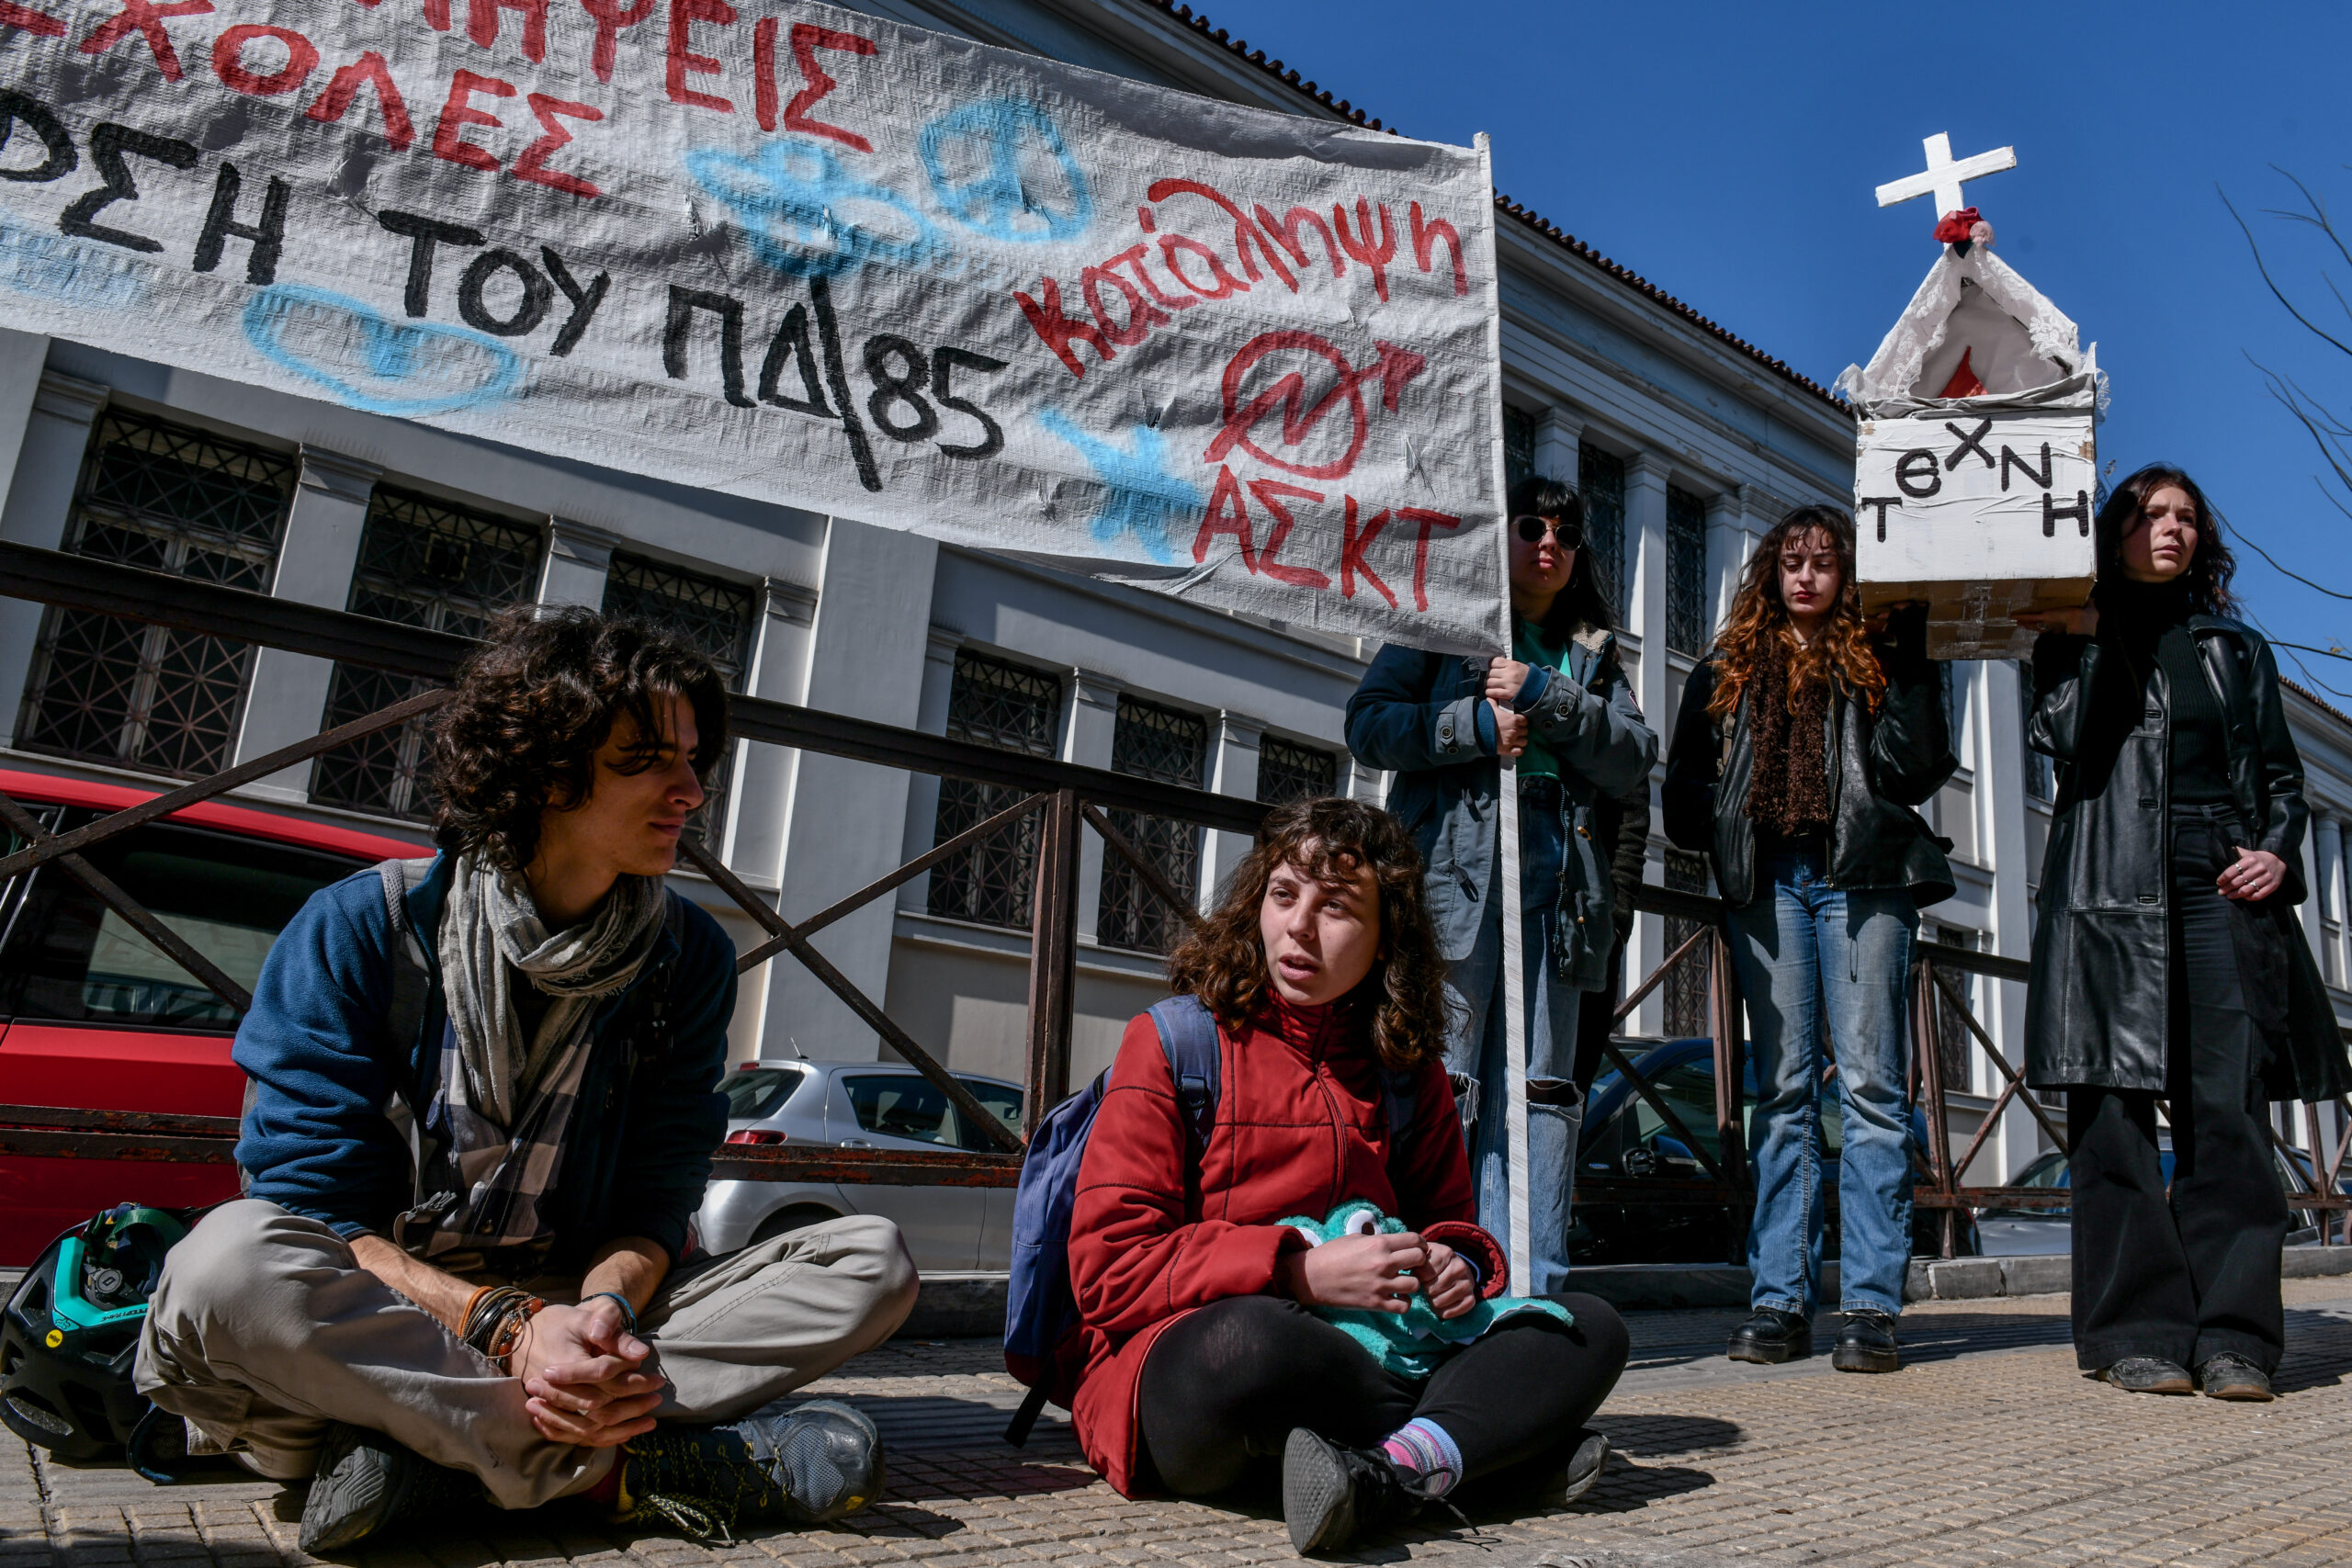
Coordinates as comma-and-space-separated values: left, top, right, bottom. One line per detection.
2022, 463, 2352, 1403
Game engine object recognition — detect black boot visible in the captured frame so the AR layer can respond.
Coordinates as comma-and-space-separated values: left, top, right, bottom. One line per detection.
1281, 1427, 1423, 1554
1726, 1307, 1812, 1364
299, 1423, 482, 1553
616, 1400, 883, 1540
1831, 1310, 1901, 1373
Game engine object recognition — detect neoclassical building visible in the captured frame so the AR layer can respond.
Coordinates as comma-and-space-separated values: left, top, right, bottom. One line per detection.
1, 0, 2346, 1192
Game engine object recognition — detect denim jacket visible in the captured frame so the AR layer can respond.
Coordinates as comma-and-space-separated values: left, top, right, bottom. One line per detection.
1345, 630, 1657, 988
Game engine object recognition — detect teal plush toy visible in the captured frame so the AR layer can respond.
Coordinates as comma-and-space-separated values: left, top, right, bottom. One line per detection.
1277, 1199, 1572, 1381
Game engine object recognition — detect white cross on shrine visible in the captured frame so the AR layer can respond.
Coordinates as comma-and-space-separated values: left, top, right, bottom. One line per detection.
1874, 132, 2016, 216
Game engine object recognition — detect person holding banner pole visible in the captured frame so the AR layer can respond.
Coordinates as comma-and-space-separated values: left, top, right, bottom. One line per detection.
1663, 506, 1954, 1373
1346, 474, 1657, 1297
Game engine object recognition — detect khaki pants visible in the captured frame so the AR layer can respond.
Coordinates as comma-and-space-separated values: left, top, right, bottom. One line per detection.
133, 1200, 918, 1509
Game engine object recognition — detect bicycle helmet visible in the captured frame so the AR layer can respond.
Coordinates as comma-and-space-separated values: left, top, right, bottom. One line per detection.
2, 1204, 192, 1461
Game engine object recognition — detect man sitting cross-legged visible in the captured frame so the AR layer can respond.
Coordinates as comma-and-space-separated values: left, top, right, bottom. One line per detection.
134, 606, 918, 1551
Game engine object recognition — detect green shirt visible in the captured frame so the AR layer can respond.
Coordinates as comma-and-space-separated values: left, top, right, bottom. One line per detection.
1511, 615, 1574, 781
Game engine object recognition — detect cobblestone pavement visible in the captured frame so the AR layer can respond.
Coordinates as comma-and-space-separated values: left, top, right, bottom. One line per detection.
10, 1282, 2352, 1568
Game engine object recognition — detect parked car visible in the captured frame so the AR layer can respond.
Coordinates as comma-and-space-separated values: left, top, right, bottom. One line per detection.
0, 767, 422, 1264
1568, 1036, 1971, 1265
1975, 1144, 2352, 1255
695, 1061, 1026, 1270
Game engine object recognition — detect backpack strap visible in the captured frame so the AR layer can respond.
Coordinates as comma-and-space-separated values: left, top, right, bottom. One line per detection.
1148, 994, 1222, 1161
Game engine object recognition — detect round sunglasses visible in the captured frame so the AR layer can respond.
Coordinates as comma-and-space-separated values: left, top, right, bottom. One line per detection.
1513, 514, 1584, 548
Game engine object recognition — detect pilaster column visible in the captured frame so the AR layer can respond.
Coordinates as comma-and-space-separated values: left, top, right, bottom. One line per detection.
722, 577, 818, 881
232, 447, 380, 796
0, 330, 51, 522
897, 626, 966, 914
1200, 712, 1264, 914
1531, 407, 1582, 490
1704, 489, 1755, 640
1061, 668, 1123, 944
756, 520, 938, 1061
1621, 453, 1673, 1035
0, 371, 107, 747
538, 516, 618, 607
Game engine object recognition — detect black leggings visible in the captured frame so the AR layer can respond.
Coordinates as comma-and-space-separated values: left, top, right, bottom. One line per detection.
1136, 1292, 1629, 1496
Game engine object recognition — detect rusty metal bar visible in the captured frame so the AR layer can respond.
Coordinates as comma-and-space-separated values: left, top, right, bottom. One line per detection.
1710, 922, 1748, 1250
1913, 958, 1958, 1258
1928, 967, 2069, 1156
733, 790, 1051, 975
1610, 922, 1711, 1027
1596, 1032, 1728, 1184
1944, 1076, 2025, 1191
677, 837, 1024, 1156
0, 791, 252, 1015
710, 1144, 1022, 1187
2306, 1100, 2335, 1245
0, 1105, 240, 1136
1024, 788, 1081, 1137
0, 687, 450, 885
1080, 801, 1200, 933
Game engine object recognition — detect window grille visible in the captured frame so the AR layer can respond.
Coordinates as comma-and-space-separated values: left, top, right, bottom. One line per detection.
1662, 849, 1711, 1038
1929, 924, 1984, 1094
927, 650, 1062, 930
17, 410, 294, 779
1577, 446, 1627, 620
1666, 487, 1709, 656
2017, 661, 2056, 802
1502, 406, 1535, 491
1257, 735, 1337, 807
602, 552, 759, 845
1098, 696, 1208, 953
310, 487, 545, 819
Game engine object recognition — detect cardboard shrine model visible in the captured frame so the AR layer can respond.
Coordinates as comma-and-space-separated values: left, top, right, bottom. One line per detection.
1838, 226, 2100, 659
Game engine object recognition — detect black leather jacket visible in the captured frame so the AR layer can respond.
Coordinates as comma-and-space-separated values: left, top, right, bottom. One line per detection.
1663, 615, 1957, 910
2024, 617, 2351, 1100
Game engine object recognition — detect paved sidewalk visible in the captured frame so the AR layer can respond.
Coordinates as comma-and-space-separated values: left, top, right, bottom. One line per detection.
10, 1282, 2352, 1568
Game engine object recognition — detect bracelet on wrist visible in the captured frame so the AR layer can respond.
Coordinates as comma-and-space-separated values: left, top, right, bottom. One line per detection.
582, 1290, 638, 1333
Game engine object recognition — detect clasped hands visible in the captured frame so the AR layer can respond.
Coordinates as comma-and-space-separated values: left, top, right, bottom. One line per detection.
512, 1296, 666, 1447
1276, 1231, 1477, 1321
1484, 658, 1532, 760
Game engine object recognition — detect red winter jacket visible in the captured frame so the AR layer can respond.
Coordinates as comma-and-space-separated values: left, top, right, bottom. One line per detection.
1065, 994, 1481, 1496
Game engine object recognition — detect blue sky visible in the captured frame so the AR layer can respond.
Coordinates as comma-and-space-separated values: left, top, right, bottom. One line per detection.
1225, 0, 2352, 697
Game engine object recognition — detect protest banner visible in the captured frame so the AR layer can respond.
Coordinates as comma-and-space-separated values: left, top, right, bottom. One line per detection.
0, 0, 1507, 654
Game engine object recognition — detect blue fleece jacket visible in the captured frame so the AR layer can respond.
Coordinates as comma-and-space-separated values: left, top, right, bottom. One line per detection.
232, 852, 737, 1266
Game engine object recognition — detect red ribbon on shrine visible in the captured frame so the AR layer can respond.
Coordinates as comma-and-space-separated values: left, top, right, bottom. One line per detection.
1933, 207, 1982, 245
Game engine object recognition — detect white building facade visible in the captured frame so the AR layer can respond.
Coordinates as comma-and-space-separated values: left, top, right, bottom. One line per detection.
1, 0, 2346, 1185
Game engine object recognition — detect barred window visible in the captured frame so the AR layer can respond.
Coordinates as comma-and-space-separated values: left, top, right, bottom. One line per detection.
1577, 446, 1626, 620
1663, 849, 1710, 1039
1098, 697, 1208, 953
17, 411, 294, 779
1666, 487, 1709, 656
1502, 405, 1536, 491
927, 650, 1062, 930
1257, 736, 1337, 807
310, 488, 545, 819
1928, 924, 1984, 1095
602, 552, 759, 845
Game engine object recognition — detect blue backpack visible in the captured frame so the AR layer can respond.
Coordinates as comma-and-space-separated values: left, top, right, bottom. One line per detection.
1000, 994, 1414, 1445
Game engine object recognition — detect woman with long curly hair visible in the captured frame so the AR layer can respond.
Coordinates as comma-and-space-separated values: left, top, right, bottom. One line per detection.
1663, 505, 1955, 1374
1063, 798, 1629, 1554
2018, 465, 2351, 1401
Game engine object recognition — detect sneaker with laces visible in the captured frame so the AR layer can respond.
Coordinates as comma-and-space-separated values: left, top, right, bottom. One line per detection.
2196, 1353, 2275, 1402
1540, 1428, 1611, 1507
616, 1400, 883, 1541
299, 1422, 482, 1553
1281, 1427, 1425, 1555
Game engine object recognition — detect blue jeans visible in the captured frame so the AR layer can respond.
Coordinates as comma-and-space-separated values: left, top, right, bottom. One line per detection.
1443, 786, 1582, 1297
1724, 847, 1917, 1316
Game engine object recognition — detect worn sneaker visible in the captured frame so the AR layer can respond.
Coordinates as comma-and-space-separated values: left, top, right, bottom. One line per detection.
1831, 1310, 1901, 1373
1281, 1427, 1424, 1555
299, 1422, 481, 1553
2095, 1357, 2195, 1394
1726, 1307, 1812, 1364
1542, 1428, 1611, 1507
616, 1401, 883, 1541
2197, 1353, 2276, 1402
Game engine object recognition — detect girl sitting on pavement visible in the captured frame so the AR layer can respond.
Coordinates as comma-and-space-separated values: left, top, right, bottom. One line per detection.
1064, 797, 1630, 1555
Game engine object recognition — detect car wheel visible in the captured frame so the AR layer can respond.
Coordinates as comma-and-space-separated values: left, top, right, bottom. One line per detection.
751, 1204, 842, 1246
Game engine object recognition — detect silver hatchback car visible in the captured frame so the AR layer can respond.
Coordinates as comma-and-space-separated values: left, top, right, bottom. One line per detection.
695, 1060, 1026, 1271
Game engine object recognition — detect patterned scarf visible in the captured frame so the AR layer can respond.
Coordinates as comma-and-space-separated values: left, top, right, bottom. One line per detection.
405, 852, 666, 1261
1743, 640, 1833, 838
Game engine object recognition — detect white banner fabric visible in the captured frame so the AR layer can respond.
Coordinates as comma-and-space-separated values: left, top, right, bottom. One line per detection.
0, 0, 1507, 654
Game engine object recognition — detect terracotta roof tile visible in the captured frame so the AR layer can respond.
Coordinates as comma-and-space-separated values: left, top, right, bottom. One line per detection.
1150, 0, 1850, 413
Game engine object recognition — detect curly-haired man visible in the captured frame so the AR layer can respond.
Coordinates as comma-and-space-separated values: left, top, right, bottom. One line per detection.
134, 606, 917, 1550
